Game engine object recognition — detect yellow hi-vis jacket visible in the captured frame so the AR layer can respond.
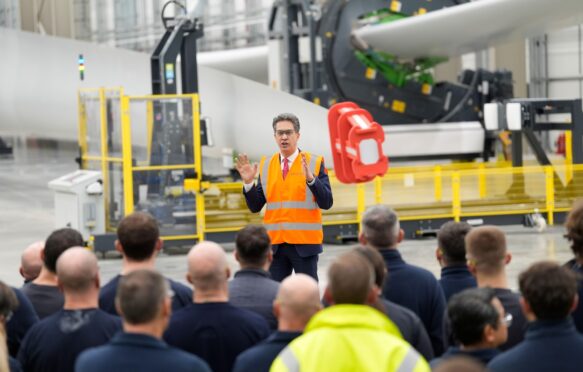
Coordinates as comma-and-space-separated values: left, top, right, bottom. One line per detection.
270, 304, 430, 372
259, 151, 323, 245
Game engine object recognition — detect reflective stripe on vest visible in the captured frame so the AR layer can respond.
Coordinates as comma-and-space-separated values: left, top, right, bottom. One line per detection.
279, 347, 300, 372
396, 348, 421, 372
261, 154, 319, 210
260, 157, 269, 196
264, 222, 323, 231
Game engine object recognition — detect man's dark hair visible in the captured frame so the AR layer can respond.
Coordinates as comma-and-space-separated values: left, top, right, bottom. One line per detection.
565, 200, 583, 258
354, 246, 387, 288
328, 251, 374, 305
438, 221, 472, 265
465, 226, 507, 275
272, 113, 300, 133
116, 269, 168, 325
448, 287, 500, 346
117, 212, 160, 261
235, 225, 271, 267
43, 228, 84, 273
519, 261, 577, 320
361, 205, 400, 248
0, 281, 18, 321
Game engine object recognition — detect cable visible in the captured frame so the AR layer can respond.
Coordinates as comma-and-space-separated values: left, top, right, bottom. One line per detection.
436, 69, 480, 123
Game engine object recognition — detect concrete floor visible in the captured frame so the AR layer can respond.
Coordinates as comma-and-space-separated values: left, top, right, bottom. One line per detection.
0, 139, 575, 292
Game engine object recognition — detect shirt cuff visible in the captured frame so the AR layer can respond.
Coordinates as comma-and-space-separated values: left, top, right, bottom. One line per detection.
243, 182, 254, 192
307, 178, 316, 186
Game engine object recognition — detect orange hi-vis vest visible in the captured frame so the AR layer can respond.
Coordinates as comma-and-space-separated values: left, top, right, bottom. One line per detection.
259, 151, 324, 245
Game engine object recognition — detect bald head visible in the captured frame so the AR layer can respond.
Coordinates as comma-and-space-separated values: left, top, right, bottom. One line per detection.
21, 241, 44, 282
276, 274, 321, 326
187, 241, 229, 293
56, 247, 99, 294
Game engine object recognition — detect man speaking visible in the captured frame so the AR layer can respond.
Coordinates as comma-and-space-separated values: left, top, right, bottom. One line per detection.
236, 113, 333, 282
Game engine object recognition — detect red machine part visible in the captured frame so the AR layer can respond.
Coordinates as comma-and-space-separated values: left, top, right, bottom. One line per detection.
328, 102, 389, 184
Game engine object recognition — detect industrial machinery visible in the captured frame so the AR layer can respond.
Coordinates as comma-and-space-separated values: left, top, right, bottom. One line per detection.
268, 0, 514, 160
48, 170, 105, 240
133, 1, 207, 230
486, 98, 583, 201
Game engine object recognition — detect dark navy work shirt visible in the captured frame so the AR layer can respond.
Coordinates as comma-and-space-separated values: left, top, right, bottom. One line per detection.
99, 274, 192, 315
9, 356, 22, 372
75, 332, 211, 372
380, 248, 446, 356
381, 297, 434, 360
6, 287, 38, 357
564, 259, 583, 333
164, 302, 270, 372
229, 269, 280, 329
21, 283, 63, 319
233, 331, 301, 372
17, 308, 121, 372
431, 346, 499, 368
439, 265, 477, 303
492, 288, 528, 351
489, 319, 583, 372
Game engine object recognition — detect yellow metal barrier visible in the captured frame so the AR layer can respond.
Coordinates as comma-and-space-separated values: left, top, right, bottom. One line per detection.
121, 93, 204, 243
566, 131, 573, 184
78, 87, 124, 231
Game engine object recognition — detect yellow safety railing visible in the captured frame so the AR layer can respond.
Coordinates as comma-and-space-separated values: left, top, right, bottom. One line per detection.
188, 163, 583, 239
78, 87, 124, 231
121, 93, 204, 243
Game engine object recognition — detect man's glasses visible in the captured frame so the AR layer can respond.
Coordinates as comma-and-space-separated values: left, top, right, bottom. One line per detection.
502, 313, 513, 327
275, 130, 296, 138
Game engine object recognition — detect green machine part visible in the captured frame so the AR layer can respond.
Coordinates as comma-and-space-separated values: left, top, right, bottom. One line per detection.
354, 9, 448, 88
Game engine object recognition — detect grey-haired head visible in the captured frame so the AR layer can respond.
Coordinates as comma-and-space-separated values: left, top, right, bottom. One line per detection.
272, 113, 300, 133
360, 205, 400, 248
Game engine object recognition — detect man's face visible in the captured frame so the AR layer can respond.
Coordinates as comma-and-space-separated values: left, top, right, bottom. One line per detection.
274, 120, 300, 157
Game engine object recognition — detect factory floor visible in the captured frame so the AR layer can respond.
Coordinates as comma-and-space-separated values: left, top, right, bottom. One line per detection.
0, 138, 574, 292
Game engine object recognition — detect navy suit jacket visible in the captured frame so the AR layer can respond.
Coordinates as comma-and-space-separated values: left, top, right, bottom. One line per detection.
243, 154, 333, 258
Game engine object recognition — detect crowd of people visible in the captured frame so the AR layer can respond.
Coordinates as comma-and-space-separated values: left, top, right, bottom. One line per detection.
2, 202, 583, 372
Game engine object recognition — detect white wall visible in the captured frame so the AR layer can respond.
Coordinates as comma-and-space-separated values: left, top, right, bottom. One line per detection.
546, 25, 583, 99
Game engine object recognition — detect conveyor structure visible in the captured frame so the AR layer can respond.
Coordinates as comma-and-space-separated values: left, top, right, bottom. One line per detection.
267, 0, 514, 161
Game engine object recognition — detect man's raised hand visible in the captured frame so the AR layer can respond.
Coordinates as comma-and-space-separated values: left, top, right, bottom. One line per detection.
301, 153, 315, 182
235, 153, 258, 184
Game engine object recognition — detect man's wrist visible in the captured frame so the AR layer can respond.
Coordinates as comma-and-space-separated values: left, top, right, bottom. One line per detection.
307, 177, 316, 186
243, 182, 254, 192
